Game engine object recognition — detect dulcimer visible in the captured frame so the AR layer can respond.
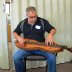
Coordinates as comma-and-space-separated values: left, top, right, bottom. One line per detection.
15, 38, 72, 53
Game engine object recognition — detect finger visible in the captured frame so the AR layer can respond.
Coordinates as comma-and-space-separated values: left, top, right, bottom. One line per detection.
23, 39, 25, 43
51, 41, 53, 45
45, 39, 47, 44
47, 40, 51, 45
21, 43, 25, 47
45, 40, 49, 46
48, 42, 51, 46
49, 42, 53, 45
46, 41, 48, 46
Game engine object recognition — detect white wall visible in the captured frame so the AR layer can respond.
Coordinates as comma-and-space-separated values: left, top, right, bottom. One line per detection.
0, 0, 9, 69
11, 0, 72, 69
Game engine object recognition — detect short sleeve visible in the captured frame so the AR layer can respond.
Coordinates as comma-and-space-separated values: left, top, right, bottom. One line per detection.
13, 21, 22, 35
43, 19, 55, 33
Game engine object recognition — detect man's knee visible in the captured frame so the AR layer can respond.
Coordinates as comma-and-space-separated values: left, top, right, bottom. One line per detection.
13, 50, 29, 63
13, 53, 21, 63
46, 54, 56, 61
50, 54, 56, 61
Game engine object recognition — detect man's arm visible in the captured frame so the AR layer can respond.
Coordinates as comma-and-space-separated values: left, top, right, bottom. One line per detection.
13, 32, 21, 40
49, 28, 56, 36
45, 28, 56, 45
13, 32, 25, 46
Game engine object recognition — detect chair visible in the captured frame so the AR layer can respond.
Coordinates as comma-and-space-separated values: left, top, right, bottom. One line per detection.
24, 54, 47, 72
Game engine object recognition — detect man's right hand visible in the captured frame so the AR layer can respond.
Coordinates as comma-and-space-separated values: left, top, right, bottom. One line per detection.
17, 36, 25, 47
13, 32, 25, 47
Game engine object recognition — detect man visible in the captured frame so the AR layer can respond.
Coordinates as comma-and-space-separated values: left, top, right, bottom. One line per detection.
13, 6, 56, 72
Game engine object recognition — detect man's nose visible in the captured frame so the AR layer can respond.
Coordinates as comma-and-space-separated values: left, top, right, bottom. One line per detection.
33, 17, 36, 20
33, 18, 36, 20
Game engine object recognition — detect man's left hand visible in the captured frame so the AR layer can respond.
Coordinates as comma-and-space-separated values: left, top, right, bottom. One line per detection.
45, 34, 54, 45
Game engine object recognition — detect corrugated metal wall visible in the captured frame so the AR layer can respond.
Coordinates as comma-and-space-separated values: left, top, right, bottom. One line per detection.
0, 0, 9, 69
11, 0, 72, 69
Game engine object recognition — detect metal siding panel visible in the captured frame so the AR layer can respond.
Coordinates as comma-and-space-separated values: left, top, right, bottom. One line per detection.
37, 0, 44, 17
0, 0, 9, 69
11, 0, 72, 68
29, 0, 36, 7
21, 0, 27, 19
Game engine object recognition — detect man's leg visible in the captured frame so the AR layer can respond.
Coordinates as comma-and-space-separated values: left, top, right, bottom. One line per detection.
32, 50, 56, 72
13, 49, 30, 72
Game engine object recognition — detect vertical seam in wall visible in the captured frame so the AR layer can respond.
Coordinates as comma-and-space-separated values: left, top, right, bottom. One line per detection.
69, 0, 71, 41
35, 0, 38, 15
70, 0, 72, 43
27, 0, 30, 7
63, 0, 66, 44
50, 0, 53, 23
43, 0, 45, 18
18, 0, 22, 21
55, 0, 59, 29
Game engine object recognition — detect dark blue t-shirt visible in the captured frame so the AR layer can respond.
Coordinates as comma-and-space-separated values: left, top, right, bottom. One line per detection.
14, 17, 55, 42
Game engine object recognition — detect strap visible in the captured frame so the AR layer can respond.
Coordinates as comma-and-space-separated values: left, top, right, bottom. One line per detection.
20, 20, 25, 32
40, 19, 44, 31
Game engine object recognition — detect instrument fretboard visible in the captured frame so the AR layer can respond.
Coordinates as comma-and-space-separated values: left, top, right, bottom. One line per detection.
25, 40, 67, 49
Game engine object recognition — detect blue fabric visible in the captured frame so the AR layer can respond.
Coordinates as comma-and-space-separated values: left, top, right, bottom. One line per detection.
13, 49, 56, 72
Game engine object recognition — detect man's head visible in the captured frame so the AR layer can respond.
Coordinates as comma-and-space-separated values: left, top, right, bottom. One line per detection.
26, 6, 37, 25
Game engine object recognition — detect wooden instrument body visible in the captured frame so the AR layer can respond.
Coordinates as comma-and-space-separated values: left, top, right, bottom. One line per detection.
15, 38, 63, 53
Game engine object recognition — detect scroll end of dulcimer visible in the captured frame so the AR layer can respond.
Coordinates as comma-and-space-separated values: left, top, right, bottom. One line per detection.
66, 47, 72, 53
53, 42, 72, 53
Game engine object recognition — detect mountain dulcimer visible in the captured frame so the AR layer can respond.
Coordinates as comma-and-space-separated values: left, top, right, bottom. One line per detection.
15, 38, 72, 53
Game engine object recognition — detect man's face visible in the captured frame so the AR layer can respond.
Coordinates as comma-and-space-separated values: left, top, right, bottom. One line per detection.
27, 11, 37, 25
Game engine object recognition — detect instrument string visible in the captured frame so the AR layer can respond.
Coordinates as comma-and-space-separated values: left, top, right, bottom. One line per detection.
25, 40, 67, 49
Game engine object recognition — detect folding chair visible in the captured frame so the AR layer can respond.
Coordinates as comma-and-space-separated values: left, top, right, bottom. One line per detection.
24, 54, 47, 72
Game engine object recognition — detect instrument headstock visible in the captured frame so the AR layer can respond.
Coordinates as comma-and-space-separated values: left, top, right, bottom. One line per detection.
55, 44, 72, 53
67, 47, 72, 53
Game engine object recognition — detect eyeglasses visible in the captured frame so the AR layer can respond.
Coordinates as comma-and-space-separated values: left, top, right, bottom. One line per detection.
28, 16, 37, 19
